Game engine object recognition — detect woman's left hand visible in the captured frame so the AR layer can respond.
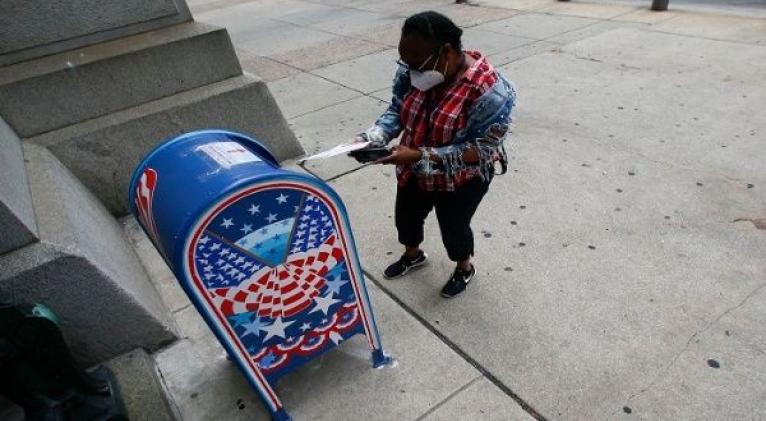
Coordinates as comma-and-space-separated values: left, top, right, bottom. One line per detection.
376, 145, 422, 165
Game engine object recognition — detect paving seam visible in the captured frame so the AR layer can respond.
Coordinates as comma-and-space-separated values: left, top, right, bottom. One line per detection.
155, 363, 186, 421
191, 0, 256, 15
489, 39, 558, 67
413, 375, 483, 421
264, 54, 375, 95
638, 27, 766, 46
362, 268, 549, 421
285, 93, 368, 120
171, 303, 193, 315
266, 15, 396, 52
606, 281, 766, 420
297, 0, 408, 19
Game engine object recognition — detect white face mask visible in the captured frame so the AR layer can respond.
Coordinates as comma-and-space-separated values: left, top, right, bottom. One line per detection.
410, 68, 444, 91
409, 48, 447, 91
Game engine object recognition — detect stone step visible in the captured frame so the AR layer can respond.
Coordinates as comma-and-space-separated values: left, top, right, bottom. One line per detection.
0, 143, 177, 367
0, 21, 242, 138
0, 0, 191, 66
0, 118, 37, 255
27, 73, 304, 216
104, 348, 179, 421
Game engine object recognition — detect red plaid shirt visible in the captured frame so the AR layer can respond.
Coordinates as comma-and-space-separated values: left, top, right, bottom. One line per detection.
398, 51, 498, 191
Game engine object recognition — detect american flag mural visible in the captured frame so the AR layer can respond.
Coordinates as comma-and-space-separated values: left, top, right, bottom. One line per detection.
188, 187, 368, 380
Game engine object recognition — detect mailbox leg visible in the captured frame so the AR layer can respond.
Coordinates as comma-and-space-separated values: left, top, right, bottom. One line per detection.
272, 408, 292, 421
371, 349, 392, 368
651, 0, 669, 11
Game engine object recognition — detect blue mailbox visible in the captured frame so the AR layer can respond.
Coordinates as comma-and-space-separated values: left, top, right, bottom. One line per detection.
128, 130, 389, 420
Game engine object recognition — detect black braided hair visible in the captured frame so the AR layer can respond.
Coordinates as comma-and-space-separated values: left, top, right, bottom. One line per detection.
402, 11, 463, 51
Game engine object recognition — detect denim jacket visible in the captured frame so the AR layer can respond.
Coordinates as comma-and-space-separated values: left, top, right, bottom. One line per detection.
362, 64, 517, 182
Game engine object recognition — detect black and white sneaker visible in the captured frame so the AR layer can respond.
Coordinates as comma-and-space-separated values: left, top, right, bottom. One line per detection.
383, 250, 428, 279
440, 265, 476, 298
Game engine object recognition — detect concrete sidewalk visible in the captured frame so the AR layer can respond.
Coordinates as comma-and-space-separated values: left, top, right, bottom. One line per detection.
149, 0, 766, 419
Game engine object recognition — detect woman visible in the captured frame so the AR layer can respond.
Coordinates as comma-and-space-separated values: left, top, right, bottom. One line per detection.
355, 11, 516, 298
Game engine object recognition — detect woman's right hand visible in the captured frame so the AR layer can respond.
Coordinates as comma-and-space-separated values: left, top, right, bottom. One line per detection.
349, 134, 371, 163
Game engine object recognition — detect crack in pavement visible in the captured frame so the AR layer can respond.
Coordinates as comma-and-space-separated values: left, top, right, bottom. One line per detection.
413, 375, 483, 421
606, 281, 766, 420
362, 269, 549, 421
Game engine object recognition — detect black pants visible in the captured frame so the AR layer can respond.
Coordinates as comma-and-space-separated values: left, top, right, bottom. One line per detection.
395, 176, 492, 262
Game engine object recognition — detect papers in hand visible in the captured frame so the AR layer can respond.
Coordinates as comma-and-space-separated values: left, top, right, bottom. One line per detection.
299, 141, 371, 162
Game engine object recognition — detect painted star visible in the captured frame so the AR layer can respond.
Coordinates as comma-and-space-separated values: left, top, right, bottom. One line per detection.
240, 224, 253, 234
310, 294, 341, 316
266, 213, 278, 223
324, 274, 348, 297
199, 236, 210, 244
261, 317, 295, 342
276, 193, 289, 204
259, 352, 277, 368
221, 218, 234, 229
240, 317, 268, 338
299, 322, 311, 332
248, 204, 260, 215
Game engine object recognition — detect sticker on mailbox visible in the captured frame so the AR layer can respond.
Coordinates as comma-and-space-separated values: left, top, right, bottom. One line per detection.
197, 141, 262, 168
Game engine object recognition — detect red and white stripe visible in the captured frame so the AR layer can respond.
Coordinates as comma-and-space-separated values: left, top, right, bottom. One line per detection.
210, 234, 343, 319
134, 168, 162, 246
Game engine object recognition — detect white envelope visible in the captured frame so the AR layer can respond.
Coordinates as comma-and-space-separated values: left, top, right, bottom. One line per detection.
298, 141, 371, 162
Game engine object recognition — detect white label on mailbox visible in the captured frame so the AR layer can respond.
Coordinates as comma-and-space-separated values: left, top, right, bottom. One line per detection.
197, 142, 262, 168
